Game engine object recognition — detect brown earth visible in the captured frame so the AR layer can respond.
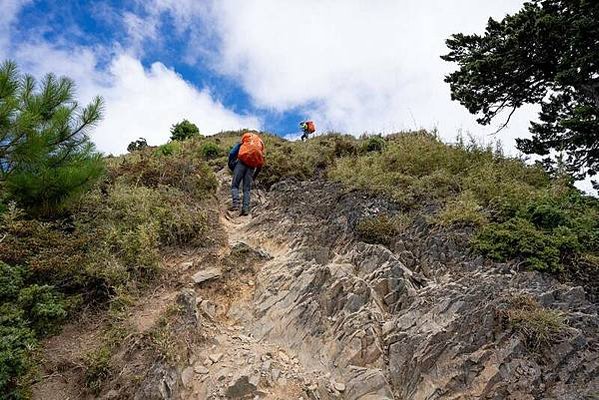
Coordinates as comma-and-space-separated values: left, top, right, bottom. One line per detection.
31, 172, 599, 400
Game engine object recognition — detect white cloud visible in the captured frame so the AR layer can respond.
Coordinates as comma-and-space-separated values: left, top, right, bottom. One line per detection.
185, 0, 593, 193
96, 54, 260, 154
122, 11, 160, 54
8, 43, 260, 154
0, 0, 32, 58
152, 0, 535, 149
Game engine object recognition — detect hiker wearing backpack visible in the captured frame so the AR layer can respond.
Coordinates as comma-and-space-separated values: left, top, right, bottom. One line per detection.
300, 120, 316, 141
228, 131, 265, 216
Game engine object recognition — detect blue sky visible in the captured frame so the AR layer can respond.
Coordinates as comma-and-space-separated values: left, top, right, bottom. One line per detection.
2, 0, 536, 156
5, 0, 305, 141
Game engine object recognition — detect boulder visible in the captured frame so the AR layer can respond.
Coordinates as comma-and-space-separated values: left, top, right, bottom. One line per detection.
192, 268, 222, 284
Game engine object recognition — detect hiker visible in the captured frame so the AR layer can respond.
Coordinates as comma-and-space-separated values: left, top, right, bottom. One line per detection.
228, 131, 265, 216
299, 120, 316, 141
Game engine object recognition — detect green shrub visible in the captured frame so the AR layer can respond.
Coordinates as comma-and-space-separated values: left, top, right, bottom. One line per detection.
0, 262, 68, 336
154, 187, 207, 246
329, 135, 359, 158
75, 183, 207, 287
362, 136, 386, 153
84, 346, 112, 394
154, 141, 181, 157
0, 208, 91, 290
473, 188, 599, 272
438, 190, 488, 226
0, 261, 68, 398
473, 218, 562, 271
109, 148, 217, 199
0, 323, 35, 399
17, 285, 68, 337
201, 142, 222, 160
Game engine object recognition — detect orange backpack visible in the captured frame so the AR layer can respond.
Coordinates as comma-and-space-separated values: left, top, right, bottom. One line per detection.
306, 120, 316, 133
238, 132, 265, 168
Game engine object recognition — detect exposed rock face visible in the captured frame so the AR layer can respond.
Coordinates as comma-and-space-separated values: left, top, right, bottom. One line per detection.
102, 178, 597, 400
192, 268, 222, 284
245, 179, 599, 399
176, 289, 200, 326
225, 374, 258, 399
134, 363, 180, 400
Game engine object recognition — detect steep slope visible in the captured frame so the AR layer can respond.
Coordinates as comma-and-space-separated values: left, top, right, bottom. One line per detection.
81, 172, 598, 399
27, 133, 598, 399
237, 178, 598, 399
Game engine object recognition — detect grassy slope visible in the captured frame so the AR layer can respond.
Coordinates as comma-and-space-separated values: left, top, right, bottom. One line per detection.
194, 129, 598, 273
0, 140, 218, 398
1, 129, 597, 398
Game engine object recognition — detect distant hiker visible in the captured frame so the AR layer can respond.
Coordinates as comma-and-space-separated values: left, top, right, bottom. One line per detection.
228, 131, 265, 216
299, 120, 316, 141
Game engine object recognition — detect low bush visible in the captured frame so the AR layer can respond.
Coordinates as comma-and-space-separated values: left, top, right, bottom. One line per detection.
84, 346, 112, 394
473, 190, 599, 272
355, 214, 408, 246
108, 147, 217, 198
154, 141, 181, 157
362, 135, 386, 153
437, 190, 488, 226
500, 294, 567, 350
473, 218, 563, 271
0, 261, 68, 397
200, 142, 222, 160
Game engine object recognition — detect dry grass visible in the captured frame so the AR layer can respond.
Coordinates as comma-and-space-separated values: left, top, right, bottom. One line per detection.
502, 294, 567, 350
355, 214, 410, 246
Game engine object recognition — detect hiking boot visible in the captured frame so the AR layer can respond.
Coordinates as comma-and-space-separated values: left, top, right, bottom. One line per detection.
228, 204, 240, 212
240, 207, 250, 216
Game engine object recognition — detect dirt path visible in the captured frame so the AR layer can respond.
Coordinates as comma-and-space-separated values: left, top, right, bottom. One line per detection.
177, 173, 331, 399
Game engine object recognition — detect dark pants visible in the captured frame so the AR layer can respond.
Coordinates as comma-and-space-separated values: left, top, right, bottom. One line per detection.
231, 161, 254, 210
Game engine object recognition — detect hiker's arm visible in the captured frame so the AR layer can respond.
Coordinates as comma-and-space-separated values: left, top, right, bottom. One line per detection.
229, 143, 240, 164
228, 143, 241, 171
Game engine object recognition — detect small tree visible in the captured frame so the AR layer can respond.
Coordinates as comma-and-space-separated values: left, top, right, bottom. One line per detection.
170, 119, 200, 141
442, 0, 599, 179
0, 60, 105, 216
127, 137, 148, 152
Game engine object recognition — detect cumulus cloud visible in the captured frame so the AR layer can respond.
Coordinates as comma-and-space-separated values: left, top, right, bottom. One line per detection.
5, 42, 260, 156
0, 0, 32, 58
96, 54, 260, 154
142, 0, 538, 150
198, 1, 532, 141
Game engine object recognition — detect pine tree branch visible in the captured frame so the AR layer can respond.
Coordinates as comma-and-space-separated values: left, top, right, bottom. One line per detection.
491, 106, 518, 135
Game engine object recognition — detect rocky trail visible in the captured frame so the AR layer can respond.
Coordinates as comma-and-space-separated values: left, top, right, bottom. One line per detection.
32, 172, 599, 399
174, 172, 360, 399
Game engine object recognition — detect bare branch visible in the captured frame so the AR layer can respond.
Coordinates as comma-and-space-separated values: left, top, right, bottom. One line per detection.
490, 106, 518, 135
